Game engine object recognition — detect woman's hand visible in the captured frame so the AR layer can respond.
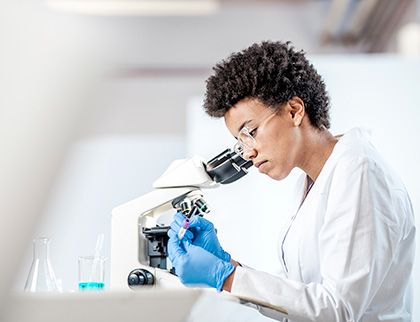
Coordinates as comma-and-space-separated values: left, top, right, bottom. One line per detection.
169, 212, 231, 262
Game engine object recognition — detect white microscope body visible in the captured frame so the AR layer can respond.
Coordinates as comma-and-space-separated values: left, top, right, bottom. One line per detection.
110, 149, 251, 291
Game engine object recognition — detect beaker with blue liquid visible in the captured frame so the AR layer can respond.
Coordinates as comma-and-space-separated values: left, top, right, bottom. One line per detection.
78, 256, 106, 290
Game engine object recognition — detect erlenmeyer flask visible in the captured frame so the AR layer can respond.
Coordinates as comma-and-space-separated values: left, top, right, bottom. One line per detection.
24, 237, 59, 292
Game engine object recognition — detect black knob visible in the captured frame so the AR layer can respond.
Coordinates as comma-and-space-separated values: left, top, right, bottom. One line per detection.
127, 269, 154, 288
128, 273, 140, 285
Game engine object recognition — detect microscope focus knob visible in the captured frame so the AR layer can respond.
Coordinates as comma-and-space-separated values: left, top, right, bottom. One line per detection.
127, 269, 154, 288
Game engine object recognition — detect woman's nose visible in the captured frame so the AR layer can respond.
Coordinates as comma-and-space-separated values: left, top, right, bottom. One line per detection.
243, 148, 257, 160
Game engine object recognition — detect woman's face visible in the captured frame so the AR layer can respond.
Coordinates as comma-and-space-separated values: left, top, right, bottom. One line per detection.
224, 98, 304, 181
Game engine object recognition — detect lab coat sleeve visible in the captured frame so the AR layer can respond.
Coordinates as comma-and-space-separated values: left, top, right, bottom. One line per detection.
233, 263, 289, 321
230, 156, 404, 321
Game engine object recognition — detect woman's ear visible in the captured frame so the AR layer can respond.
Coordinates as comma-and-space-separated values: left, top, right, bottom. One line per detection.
288, 96, 305, 126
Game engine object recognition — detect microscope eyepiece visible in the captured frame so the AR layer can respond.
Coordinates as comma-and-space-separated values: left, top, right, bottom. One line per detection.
205, 149, 252, 184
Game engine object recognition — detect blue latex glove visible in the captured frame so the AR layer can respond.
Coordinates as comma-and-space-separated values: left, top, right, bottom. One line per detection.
170, 212, 231, 262
167, 230, 234, 292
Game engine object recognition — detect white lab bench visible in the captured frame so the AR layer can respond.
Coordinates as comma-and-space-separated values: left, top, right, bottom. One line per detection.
3, 288, 278, 322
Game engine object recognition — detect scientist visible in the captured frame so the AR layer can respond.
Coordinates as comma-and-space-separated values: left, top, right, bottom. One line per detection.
167, 41, 415, 321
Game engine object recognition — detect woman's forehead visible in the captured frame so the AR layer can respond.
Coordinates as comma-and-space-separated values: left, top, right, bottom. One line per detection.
224, 98, 271, 135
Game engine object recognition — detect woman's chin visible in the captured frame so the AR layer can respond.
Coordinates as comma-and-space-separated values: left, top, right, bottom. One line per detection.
266, 168, 291, 181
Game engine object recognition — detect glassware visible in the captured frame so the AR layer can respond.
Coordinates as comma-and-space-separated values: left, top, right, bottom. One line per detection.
78, 256, 106, 290
24, 237, 59, 292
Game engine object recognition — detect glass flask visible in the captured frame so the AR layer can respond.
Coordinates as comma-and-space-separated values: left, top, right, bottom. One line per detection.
24, 237, 59, 292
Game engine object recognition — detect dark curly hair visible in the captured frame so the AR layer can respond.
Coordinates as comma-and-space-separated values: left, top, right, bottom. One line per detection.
203, 41, 331, 129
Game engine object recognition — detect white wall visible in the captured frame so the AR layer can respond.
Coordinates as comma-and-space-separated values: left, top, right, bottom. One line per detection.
18, 136, 185, 291
16, 55, 419, 319
0, 0, 113, 307
186, 56, 420, 319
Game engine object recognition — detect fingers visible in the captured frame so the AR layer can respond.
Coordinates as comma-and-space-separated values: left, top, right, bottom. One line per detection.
174, 211, 186, 224
168, 228, 192, 250
169, 221, 193, 241
167, 228, 178, 240
188, 215, 213, 231
167, 229, 186, 262
171, 212, 194, 240
181, 238, 193, 252
174, 211, 211, 231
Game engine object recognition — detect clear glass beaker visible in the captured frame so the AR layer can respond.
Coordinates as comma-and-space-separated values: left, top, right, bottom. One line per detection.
78, 256, 106, 291
24, 237, 59, 292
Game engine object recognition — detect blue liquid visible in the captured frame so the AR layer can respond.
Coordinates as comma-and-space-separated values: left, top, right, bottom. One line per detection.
78, 282, 105, 290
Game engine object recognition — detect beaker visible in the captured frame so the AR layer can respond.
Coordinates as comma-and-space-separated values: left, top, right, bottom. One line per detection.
24, 237, 59, 292
78, 256, 106, 290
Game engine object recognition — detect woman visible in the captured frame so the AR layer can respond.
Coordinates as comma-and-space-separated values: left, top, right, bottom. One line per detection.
167, 41, 415, 321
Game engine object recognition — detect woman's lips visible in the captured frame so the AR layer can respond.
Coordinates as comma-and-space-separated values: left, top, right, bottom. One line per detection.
258, 161, 270, 173
255, 160, 268, 169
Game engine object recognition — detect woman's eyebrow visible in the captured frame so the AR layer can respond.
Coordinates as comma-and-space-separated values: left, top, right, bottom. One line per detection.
237, 119, 252, 134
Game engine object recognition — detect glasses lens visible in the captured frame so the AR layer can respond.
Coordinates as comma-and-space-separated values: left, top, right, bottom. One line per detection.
234, 142, 244, 156
238, 128, 255, 150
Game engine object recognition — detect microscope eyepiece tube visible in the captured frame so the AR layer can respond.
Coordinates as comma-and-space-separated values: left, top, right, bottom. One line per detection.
205, 148, 252, 184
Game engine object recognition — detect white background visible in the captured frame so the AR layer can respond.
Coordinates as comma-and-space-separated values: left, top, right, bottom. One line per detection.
18, 56, 420, 320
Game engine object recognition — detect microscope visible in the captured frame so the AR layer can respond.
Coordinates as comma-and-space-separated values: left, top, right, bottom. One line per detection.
110, 148, 252, 290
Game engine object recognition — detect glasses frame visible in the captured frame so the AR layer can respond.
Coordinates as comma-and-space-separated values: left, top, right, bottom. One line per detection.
233, 110, 277, 156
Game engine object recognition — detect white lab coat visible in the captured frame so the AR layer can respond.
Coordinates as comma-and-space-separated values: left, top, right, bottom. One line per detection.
230, 128, 415, 322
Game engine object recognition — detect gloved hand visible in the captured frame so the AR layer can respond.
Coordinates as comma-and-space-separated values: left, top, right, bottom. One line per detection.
170, 212, 231, 262
167, 231, 235, 292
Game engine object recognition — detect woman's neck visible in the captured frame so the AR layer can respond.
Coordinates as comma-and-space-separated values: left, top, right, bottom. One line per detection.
299, 129, 338, 182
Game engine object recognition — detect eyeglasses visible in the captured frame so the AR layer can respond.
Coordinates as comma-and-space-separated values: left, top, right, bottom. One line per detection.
233, 110, 276, 157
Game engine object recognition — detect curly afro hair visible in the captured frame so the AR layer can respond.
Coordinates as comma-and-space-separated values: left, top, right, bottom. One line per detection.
203, 41, 331, 129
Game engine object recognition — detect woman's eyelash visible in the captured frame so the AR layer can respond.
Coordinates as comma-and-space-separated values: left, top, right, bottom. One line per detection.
249, 128, 257, 137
